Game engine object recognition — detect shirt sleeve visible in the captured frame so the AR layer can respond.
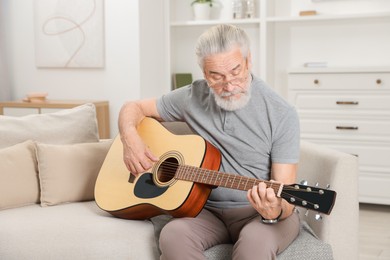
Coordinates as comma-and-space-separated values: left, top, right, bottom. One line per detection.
271, 107, 300, 164
156, 85, 191, 122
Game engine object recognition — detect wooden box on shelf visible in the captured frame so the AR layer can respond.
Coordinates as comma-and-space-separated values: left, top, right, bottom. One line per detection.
0, 99, 110, 139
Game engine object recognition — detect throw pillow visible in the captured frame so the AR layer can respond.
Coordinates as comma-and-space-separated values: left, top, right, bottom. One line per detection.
0, 103, 99, 149
0, 140, 40, 210
36, 140, 112, 206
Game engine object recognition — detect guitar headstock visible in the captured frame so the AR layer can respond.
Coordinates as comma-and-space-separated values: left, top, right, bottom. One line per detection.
281, 183, 337, 215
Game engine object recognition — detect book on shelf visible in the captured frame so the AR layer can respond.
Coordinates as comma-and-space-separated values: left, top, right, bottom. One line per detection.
299, 10, 317, 16
173, 73, 193, 90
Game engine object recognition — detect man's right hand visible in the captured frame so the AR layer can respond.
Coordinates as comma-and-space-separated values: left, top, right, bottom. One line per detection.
121, 128, 159, 176
118, 99, 161, 176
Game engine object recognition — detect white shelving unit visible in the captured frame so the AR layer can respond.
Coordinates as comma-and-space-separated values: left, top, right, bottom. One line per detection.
164, 0, 390, 97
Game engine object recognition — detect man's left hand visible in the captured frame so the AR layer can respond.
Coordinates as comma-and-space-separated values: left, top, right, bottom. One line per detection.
247, 182, 283, 220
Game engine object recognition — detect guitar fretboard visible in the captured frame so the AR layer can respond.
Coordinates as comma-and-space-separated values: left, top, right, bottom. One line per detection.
175, 165, 283, 196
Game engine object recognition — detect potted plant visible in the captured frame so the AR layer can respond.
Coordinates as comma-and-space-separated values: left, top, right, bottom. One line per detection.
191, 0, 214, 20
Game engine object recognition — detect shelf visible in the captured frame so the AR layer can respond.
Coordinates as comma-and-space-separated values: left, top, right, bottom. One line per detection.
288, 67, 390, 74
170, 18, 261, 27
170, 11, 390, 26
267, 11, 390, 23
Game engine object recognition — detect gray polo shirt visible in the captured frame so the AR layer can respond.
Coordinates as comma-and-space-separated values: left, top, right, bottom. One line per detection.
156, 75, 300, 208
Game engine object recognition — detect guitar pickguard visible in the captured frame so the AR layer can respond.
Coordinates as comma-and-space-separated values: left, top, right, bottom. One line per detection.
134, 173, 169, 199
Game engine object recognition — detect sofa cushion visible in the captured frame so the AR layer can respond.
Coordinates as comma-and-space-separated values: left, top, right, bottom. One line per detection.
0, 202, 159, 259
36, 140, 112, 206
0, 140, 39, 210
0, 103, 99, 149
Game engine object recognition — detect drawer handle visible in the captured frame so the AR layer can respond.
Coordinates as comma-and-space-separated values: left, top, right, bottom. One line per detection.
336, 101, 359, 105
314, 79, 319, 85
336, 126, 358, 130
376, 79, 382, 84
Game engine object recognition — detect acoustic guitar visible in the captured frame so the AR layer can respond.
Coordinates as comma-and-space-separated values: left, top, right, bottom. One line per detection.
95, 117, 336, 220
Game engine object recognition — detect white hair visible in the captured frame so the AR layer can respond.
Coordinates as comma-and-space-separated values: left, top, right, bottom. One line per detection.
195, 24, 251, 68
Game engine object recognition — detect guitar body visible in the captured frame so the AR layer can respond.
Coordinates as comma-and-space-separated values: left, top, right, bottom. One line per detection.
95, 117, 222, 220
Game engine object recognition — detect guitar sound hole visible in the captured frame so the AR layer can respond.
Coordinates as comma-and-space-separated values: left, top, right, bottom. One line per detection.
157, 157, 179, 184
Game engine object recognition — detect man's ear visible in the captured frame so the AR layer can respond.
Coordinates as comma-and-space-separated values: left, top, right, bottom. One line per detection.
202, 69, 208, 79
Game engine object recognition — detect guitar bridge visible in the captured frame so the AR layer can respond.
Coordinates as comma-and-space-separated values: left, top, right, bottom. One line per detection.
128, 174, 136, 184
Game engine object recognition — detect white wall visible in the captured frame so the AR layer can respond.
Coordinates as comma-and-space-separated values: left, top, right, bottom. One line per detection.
0, 0, 167, 137
0, 1, 11, 101
139, 0, 169, 98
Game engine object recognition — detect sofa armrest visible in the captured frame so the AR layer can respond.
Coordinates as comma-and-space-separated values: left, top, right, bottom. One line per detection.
297, 141, 359, 260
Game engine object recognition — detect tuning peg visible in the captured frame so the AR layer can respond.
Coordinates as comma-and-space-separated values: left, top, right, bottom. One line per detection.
294, 208, 300, 214
315, 182, 319, 187
305, 210, 309, 217
300, 180, 308, 186
315, 213, 323, 221
326, 184, 331, 189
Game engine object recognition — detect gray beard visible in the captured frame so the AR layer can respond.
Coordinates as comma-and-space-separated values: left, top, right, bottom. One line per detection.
211, 88, 251, 111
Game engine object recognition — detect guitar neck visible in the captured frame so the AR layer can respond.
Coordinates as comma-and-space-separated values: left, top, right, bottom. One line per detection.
175, 165, 284, 197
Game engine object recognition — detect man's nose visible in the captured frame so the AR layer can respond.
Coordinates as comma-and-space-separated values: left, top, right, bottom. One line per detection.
222, 81, 236, 92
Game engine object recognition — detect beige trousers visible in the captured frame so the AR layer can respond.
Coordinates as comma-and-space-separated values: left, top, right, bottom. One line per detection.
159, 206, 300, 260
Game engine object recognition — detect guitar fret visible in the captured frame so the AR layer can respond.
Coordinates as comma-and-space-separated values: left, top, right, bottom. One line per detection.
200, 169, 205, 183
195, 168, 201, 183
224, 173, 229, 187
201, 168, 208, 183
193, 167, 198, 182
244, 178, 249, 190
240, 177, 247, 190
182, 166, 189, 180
251, 179, 256, 188
231, 175, 236, 188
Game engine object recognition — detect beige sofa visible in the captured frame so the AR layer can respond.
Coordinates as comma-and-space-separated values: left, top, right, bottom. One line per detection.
0, 104, 359, 259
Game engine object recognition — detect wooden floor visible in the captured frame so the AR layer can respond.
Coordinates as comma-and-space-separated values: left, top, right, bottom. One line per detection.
359, 203, 390, 259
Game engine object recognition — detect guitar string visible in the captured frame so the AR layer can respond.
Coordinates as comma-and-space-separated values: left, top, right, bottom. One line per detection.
158, 161, 281, 189
149, 161, 326, 211
156, 161, 321, 193
152, 161, 324, 193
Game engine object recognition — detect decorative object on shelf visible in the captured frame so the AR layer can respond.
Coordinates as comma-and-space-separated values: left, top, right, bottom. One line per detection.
22, 92, 48, 103
299, 10, 318, 16
191, 0, 213, 20
231, 0, 243, 19
217, 0, 233, 20
244, 0, 255, 18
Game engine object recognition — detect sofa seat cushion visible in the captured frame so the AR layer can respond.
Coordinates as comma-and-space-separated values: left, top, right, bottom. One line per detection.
0, 201, 159, 260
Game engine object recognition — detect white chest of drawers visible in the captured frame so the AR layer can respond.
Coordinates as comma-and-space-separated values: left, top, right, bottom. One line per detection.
288, 68, 390, 205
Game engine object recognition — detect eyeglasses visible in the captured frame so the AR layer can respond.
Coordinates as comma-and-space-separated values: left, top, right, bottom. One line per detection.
205, 58, 250, 89
207, 75, 249, 89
